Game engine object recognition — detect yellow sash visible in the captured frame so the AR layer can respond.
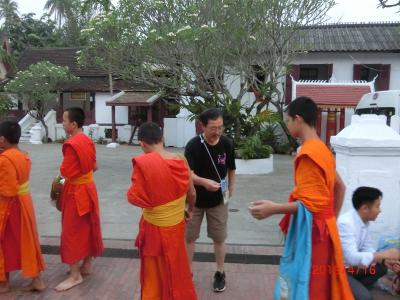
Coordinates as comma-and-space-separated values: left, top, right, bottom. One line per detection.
68, 171, 94, 185
18, 181, 30, 196
143, 195, 186, 227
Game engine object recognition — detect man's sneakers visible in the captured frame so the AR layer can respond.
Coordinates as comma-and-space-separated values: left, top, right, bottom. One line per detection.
213, 271, 226, 292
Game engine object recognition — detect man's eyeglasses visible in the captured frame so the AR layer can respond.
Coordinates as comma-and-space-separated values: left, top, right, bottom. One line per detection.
208, 126, 224, 132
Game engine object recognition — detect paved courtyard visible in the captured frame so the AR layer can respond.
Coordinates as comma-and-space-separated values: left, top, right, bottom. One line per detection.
1, 143, 395, 299
20, 143, 294, 246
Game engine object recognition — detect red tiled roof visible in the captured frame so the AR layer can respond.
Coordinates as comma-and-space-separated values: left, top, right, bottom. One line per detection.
296, 84, 372, 107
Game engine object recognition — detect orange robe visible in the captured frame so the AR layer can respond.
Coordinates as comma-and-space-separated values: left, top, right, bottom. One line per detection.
127, 152, 197, 300
280, 139, 354, 300
60, 133, 103, 264
0, 148, 45, 281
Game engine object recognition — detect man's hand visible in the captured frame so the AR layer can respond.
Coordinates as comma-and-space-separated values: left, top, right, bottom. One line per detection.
386, 259, 400, 273
384, 248, 400, 260
393, 262, 400, 273
184, 209, 193, 222
248, 200, 277, 220
376, 248, 400, 263
203, 179, 220, 192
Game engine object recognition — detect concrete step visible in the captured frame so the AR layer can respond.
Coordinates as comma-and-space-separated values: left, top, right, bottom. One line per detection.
19, 137, 31, 143
20, 121, 40, 143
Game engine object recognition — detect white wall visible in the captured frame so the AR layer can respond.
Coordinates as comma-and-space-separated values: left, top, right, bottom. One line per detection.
332, 115, 400, 242
293, 52, 400, 89
95, 92, 128, 124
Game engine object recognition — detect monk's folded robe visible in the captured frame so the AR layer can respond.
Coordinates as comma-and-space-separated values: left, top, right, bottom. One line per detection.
127, 152, 197, 300
60, 133, 103, 264
280, 139, 354, 300
0, 148, 45, 281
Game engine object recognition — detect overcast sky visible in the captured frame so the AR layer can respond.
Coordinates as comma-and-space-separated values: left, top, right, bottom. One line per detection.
14, 0, 400, 23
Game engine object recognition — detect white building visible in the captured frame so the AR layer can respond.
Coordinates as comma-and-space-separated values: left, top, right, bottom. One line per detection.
4, 22, 400, 145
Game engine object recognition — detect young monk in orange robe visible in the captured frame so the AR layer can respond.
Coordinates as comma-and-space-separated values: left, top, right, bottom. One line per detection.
55, 107, 103, 292
0, 121, 45, 293
249, 97, 354, 300
127, 122, 197, 300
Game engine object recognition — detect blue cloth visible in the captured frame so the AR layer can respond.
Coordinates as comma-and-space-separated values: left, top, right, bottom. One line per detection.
274, 202, 313, 300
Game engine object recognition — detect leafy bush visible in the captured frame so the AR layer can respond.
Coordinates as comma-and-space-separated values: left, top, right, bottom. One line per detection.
259, 123, 291, 154
0, 93, 15, 118
236, 134, 273, 160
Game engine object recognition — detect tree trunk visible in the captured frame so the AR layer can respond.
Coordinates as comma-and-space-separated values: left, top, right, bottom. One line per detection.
109, 72, 113, 95
278, 119, 298, 151
40, 119, 49, 143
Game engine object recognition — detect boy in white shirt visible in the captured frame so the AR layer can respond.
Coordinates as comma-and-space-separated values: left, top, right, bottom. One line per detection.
338, 186, 400, 300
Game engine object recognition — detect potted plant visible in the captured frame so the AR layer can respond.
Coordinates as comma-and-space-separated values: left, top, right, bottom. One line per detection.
235, 134, 274, 175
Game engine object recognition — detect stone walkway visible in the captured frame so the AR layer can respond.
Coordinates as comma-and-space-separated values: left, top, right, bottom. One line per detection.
2, 239, 397, 300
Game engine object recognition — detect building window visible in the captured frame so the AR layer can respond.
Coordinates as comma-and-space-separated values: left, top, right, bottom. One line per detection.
353, 64, 390, 91
299, 64, 331, 81
360, 66, 379, 90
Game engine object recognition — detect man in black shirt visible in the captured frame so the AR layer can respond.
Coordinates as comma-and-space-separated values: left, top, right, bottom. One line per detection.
184, 108, 236, 293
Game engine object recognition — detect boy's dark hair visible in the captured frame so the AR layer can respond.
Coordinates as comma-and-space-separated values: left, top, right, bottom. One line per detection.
0, 121, 21, 144
65, 107, 85, 128
138, 122, 163, 145
352, 186, 382, 210
287, 96, 318, 127
198, 108, 223, 126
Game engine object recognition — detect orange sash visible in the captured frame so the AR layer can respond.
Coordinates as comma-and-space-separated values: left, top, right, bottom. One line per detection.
66, 171, 94, 185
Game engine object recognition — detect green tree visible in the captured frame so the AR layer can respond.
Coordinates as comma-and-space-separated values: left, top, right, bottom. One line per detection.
5, 14, 63, 59
79, 11, 133, 94
0, 46, 15, 74
0, 0, 19, 31
0, 93, 14, 119
61, 0, 96, 47
44, 0, 73, 27
79, 0, 334, 145
82, 0, 113, 13
5, 61, 78, 141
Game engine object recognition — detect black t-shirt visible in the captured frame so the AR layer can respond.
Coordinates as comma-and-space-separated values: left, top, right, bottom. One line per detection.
184, 135, 236, 208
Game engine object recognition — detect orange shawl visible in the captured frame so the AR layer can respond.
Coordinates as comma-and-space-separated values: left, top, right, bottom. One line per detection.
280, 139, 354, 300
0, 148, 45, 280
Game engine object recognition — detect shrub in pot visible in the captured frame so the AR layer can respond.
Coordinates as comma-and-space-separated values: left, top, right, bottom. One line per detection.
236, 134, 273, 160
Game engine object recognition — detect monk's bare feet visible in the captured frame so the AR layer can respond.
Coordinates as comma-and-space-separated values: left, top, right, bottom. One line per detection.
0, 281, 11, 293
80, 258, 92, 276
66, 265, 92, 276
66, 267, 91, 276
80, 266, 92, 276
54, 274, 83, 292
22, 277, 46, 292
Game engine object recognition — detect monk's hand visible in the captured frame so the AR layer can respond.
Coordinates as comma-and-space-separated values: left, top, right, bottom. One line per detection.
203, 179, 220, 192
248, 200, 276, 220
